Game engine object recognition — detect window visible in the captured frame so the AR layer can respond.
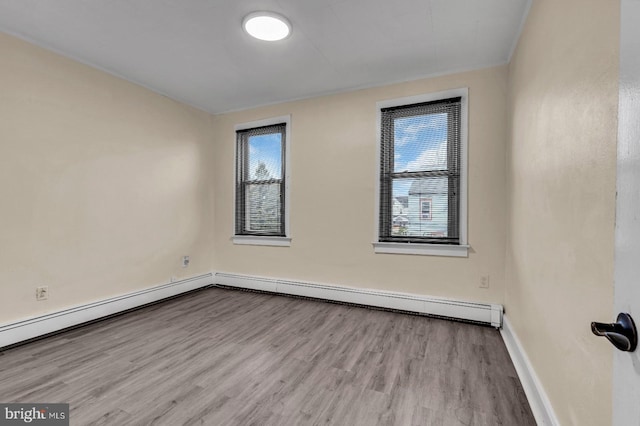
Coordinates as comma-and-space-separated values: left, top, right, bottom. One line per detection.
374, 89, 468, 257
234, 116, 291, 246
420, 198, 432, 221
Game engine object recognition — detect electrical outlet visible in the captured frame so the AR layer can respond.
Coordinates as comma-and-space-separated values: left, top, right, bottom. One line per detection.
182, 255, 190, 268
170, 276, 178, 283
36, 286, 49, 301
480, 275, 490, 289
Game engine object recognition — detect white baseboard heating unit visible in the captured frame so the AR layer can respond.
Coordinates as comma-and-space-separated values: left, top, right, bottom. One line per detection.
215, 272, 503, 328
0, 273, 214, 349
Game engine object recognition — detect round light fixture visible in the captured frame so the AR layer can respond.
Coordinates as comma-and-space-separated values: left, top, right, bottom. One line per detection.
243, 11, 291, 41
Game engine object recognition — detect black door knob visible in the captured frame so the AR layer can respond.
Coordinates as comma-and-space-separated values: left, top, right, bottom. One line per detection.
591, 313, 637, 352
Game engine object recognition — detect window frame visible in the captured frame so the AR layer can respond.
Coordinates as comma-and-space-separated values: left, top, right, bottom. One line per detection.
233, 115, 291, 247
373, 88, 469, 257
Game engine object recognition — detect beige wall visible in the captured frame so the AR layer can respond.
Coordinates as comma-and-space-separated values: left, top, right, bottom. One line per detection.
506, 0, 619, 425
0, 32, 215, 323
213, 66, 508, 303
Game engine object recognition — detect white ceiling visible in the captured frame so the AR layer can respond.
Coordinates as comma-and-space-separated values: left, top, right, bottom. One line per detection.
0, 0, 530, 114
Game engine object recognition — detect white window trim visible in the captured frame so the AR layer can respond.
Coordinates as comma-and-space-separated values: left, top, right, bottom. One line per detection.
373, 88, 469, 258
232, 235, 291, 247
373, 242, 470, 257
233, 115, 291, 247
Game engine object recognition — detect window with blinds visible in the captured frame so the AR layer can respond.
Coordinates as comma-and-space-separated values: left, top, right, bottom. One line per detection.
236, 123, 286, 237
379, 97, 461, 245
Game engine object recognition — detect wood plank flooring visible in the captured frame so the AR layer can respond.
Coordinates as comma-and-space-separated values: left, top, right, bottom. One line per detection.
0, 287, 535, 425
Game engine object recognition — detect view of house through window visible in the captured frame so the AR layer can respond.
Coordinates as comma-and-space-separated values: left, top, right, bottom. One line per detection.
420, 198, 432, 221
379, 97, 461, 244
236, 123, 286, 236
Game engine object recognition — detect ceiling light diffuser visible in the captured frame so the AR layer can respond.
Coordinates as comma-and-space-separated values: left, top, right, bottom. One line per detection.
243, 12, 291, 41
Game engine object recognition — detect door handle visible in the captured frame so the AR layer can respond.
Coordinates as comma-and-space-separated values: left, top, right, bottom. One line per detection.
591, 313, 637, 352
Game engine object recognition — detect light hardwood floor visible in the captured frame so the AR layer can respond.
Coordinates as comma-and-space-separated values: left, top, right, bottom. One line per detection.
0, 287, 535, 425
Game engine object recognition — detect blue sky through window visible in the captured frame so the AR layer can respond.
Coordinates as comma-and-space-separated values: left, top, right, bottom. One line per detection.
249, 133, 282, 180
393, 113, 448, 196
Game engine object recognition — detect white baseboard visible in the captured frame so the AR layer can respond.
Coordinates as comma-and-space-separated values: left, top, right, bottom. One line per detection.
500, 315, 560, 426
0, 273, 214, 349
215, 272, 503, 327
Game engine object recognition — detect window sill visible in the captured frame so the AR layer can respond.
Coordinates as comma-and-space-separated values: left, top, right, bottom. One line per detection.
232, 236, 291, 247
373, 242, 469, 257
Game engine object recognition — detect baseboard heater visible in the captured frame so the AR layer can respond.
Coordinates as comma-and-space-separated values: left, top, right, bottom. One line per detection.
215, 272, 503, 328
0, 273, 214, 350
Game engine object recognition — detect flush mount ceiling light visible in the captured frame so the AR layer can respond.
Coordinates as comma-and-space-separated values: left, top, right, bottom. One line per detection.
243, 11, 291, 41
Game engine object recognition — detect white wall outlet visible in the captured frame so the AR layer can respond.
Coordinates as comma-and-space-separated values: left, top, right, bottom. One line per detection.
36, 286, 49, 301
170, 276, 178, 283
182, 255, 190, 268
480, 275, 490, 289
